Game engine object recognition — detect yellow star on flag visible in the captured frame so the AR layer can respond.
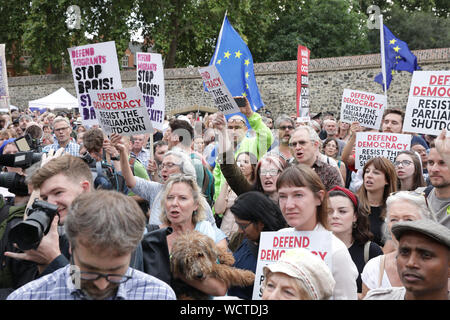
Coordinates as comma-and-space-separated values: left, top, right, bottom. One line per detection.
242, 92, 247, 97
224, 51, 231, 59
245, 72, 249, 79
235, 50, 242, 58
389, 39, 397, 45
246, 84, 249, 89
393, 46, 400, 52
244, 59, 250, 66
391, 70, 396, 75
216, 59, 222, 65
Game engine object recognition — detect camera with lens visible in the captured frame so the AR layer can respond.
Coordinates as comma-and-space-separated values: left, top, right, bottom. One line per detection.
8, 199, 59, 251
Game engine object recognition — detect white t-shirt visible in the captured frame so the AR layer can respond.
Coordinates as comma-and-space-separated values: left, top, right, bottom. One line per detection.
278, 223, 359, 300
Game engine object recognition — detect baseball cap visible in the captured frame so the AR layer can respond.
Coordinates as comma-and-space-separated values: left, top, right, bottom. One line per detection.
391, 219, 450, 249
263, 248, 335, 300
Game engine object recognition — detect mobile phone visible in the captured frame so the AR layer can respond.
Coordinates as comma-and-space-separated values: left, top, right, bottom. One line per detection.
234, 97, 247, 108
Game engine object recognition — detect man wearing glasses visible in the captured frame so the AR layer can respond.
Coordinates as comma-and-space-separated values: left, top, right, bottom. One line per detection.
43, 116, 80, 156
7, 190, 175, 300
268, 114, 295, 166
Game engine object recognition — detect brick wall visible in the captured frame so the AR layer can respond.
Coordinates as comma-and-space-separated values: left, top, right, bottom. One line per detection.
8, 48, 450, 119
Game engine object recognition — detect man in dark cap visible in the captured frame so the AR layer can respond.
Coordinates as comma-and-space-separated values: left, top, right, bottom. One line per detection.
365, 219, 450, 300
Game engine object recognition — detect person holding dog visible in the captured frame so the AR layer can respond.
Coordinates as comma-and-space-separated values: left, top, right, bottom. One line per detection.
142, 174, 229, 297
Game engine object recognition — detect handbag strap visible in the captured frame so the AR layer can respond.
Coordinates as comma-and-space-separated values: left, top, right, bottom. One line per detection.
364, 241, 371, 264
378, 255, 386, 287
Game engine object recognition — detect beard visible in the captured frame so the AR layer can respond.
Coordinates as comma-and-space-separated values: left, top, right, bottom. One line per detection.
80, 280, 120, 300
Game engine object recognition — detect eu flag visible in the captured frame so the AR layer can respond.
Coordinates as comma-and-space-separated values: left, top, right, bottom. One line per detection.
375, 25, 420, 90
209, 15, 264, 113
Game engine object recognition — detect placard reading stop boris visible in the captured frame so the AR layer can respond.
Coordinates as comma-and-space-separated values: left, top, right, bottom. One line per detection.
252, 230, 332, 300
355, 132, 411, 169
91, 86, 152, 136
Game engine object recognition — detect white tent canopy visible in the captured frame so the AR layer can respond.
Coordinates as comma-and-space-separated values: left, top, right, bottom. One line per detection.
28, 87, 78, 110
0, 105, 18, 113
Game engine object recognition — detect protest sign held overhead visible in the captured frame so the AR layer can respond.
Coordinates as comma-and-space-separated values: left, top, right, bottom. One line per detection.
137, 53, 165, 130
403, 71, 450, 136
340, 89, 386, 130
90, 86, 152, 136
199, 65, 240, 115
296, 45, 310, 122
0, 44, 9, 109
68, 41, 122, 127
355, 132, 411, 169
252, 230, 332, 300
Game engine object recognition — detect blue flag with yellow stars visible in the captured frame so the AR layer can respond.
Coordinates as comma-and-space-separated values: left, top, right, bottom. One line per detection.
209, 15, 264, 113
375, 25, 420, 91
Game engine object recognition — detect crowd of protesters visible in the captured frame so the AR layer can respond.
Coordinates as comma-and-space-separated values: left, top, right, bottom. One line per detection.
0, 99, 448, 301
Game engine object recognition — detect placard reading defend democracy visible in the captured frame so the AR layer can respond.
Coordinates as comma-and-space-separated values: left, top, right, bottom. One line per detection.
252, 231, 332, 300
403, 71, 450, 136
340, 89, 386, 129
68, 41, 122, 127
199, 65, 240, 115
137, 53, 165, 130
90, 86, 152, 136
355, 132, 411, 169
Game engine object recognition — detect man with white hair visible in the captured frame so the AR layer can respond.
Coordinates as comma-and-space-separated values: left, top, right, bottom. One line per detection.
289, 126, 344, 191
43, 116, 80, 156
322, 119, 345, 156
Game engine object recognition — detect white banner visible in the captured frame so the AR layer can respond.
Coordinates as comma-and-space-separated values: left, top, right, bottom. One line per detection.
252, 230, 332, 300
68, 41, 122, 127
91, 86, 152, 136
199, 65, 240, 115
0, 44, 10, 109
355, 132, 411, 169
137, 53, 165, 130
403, 71, 450, 136
340, 89, 386, 129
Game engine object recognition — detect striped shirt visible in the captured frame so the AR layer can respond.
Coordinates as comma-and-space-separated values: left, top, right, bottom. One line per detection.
7, 264, 176, 300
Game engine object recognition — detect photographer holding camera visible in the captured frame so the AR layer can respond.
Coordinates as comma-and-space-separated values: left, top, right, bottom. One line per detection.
3, 154, 144, 289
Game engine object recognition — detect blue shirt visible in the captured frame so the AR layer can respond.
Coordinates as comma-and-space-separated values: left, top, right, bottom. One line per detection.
43, 140, 80, 157
7, 264, 176, 300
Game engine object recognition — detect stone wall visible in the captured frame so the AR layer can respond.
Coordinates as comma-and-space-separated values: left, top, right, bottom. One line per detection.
8, 47, 450, 119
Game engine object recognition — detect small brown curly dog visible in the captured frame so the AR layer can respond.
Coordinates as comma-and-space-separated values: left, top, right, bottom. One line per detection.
170, 231, 255, 299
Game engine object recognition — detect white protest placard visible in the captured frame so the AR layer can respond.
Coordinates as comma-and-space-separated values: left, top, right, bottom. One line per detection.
355, 132, 411, 169
137, 53, 165, 130
68, 41, 122, 127
252, 230, 332, 300
0, 44, 9, 108
403, 71, 450, 136
90, 86, 152, 136
340, 89, 386, 129
199, 65, 240, 115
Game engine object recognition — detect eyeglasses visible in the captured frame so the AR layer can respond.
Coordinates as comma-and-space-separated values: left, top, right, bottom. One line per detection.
236, 221, 252, 231
289, 140, 311, 148
260, 169, 280, 176
77, 271, 133, 284
160, 162, 180, 170
70, 253, 133, 284
227, 125, 245, 130
54, 127, 70, 132
279, 125, 294, 131
394, 160, 413, 167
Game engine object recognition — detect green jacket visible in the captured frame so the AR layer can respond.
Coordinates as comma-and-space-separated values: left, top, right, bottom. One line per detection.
212, 112, 273, 204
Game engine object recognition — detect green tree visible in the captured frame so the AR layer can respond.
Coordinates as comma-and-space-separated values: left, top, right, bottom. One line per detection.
265, 0, 371, 61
